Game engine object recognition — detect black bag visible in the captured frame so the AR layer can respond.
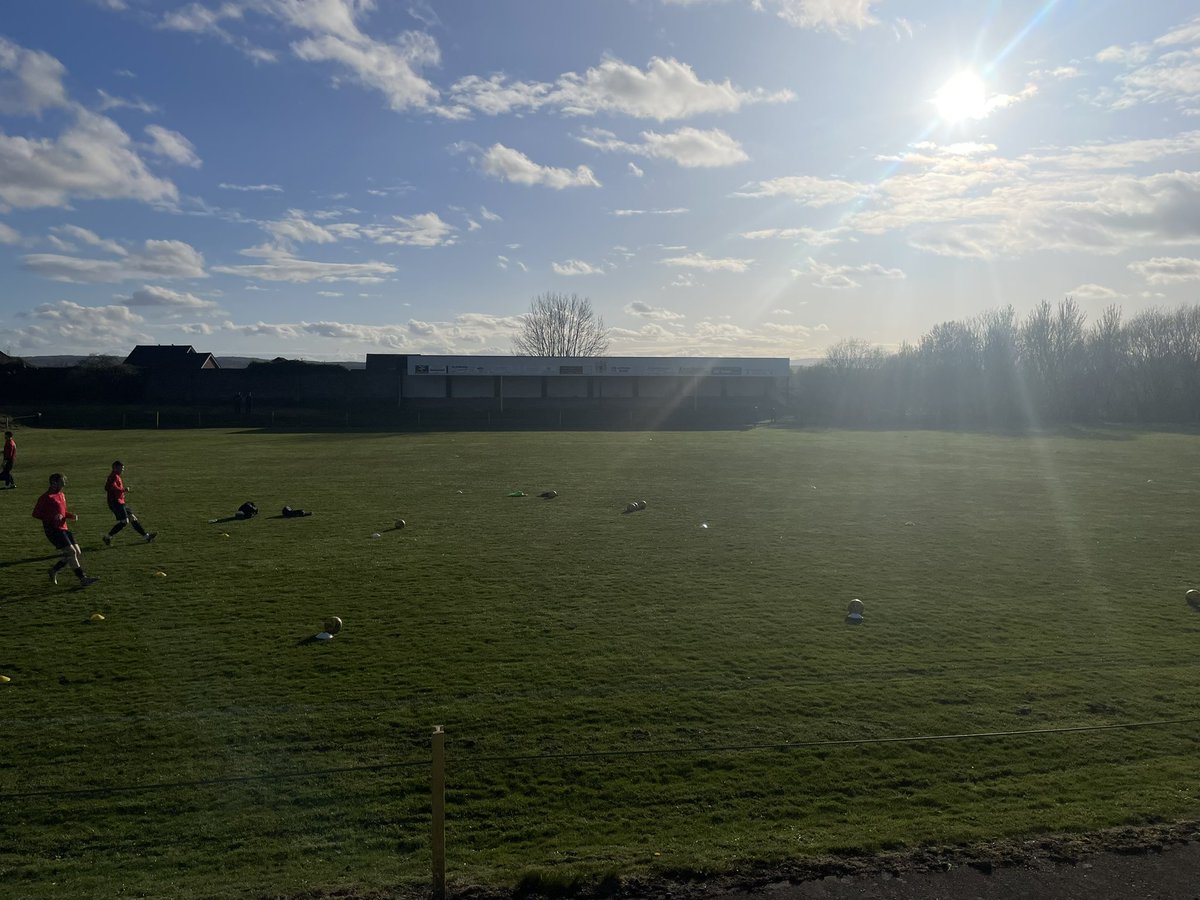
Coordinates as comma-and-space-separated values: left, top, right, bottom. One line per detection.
237, 501, 259, 519
281, 505, 310, 518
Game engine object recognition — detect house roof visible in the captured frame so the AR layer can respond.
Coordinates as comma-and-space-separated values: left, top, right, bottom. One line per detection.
124, 345, 219, 371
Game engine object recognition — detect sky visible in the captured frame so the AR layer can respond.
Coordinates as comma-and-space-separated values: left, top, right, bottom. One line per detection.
1, 0, 1198, 363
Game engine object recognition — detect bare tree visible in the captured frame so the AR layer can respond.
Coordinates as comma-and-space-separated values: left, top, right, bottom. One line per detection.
824, 338, 887, 373
512, 292, 610, 356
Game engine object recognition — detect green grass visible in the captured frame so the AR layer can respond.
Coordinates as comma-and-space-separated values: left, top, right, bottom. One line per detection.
2, 426, 1199, 898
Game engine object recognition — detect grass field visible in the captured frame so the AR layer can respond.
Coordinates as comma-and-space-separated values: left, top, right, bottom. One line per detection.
2, 426, 1199, 899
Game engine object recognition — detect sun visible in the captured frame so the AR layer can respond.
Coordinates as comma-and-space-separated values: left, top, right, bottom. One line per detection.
934, 69, 988, 123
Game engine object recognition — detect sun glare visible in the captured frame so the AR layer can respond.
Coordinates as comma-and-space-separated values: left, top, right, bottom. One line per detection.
934, 69, 988, 123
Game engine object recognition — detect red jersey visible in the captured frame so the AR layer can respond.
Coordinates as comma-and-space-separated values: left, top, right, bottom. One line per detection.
2, 438, 14, 463
33, 490, 69, 531
105, 471, 126, 505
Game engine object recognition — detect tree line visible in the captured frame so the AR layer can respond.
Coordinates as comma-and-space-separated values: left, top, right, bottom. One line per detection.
795, 300, 1200, 427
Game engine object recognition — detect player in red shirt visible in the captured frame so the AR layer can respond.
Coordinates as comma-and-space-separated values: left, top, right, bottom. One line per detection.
32, 473, 98, 586
1, 431, 14, 489
102, 460, 157, 546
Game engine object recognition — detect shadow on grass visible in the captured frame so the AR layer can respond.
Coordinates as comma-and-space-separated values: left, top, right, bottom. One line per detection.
0, 553, 61, 569
294, 634, 333, 646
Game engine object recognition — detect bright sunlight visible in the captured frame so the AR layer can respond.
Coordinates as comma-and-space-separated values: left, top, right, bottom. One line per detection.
934, 69, 989, 122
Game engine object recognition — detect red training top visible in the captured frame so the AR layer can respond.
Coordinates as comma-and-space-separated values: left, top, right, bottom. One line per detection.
2, 437, 14, 463
105, 471, 126, 505
33, 490, 68, 531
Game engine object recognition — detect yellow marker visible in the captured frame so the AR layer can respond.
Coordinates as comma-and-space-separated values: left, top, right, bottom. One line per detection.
0, 675, 11, 683
154, 571, 167, 577
90, 612, 106, 622
221, 533, 230, 538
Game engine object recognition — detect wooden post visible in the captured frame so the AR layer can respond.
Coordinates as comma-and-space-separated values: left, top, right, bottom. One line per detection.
431, 725, 446, 900
155, 411, 160, 429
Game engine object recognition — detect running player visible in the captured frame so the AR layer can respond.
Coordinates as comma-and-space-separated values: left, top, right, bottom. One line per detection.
32, 473, 98, 586
103, 460, 158, 545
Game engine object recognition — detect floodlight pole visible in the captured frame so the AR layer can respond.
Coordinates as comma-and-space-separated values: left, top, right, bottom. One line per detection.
431, 725, 446, 900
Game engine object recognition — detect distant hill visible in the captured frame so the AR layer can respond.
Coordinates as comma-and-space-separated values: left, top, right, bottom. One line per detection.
22, 355, 365, 370
23, 355, 88, 368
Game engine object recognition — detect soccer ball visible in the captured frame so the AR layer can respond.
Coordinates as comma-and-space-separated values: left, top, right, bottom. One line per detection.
324, 616, 343, 635
395, 519, 406, 529
1186, 589, 1200, 609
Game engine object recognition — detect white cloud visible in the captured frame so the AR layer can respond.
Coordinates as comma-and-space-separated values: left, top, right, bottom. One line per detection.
296, 32, 439, 108
0, 36, 69, 115
215, 311, 523, 353
1128, 256, 1200, 284
447, 55, 793, 120
660, 252, 752, 272
23, 239, 207, 283
51, 225, 126, 256
739, 137, 1200, 260
265, 210, 343, 245
212, 245, 397, 283
734, 174, 867, 204
628, 162, 644, 177
144, 125, 202, 167
1098, 16, 1200, 110
12, 300, 149, 352
0, 221, 19, 243
96, 89, 159, 114
661, 0, 883, 35
479, 144, 600, 189
123, 284, 221, 311
613, 207, 688, 216
552, 259, 604, 276
480, 206, 501, 221
625, 301, 685, 320
740, 226, 844, 245
157, 2, 277, 63
767, 0, 882, 33
796, 257, 905, 289
219, 182, 284, 192
359, 212, 457, 247
580, 126, 748, 168
1066, 283, 1123, 301
0, 109, 179, 208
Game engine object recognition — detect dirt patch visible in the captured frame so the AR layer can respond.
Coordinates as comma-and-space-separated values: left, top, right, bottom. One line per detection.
456, 821, 1200, 900
280, 821, 1200, 900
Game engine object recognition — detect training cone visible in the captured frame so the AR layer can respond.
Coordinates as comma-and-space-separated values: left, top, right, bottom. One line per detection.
370, 532, 382, 539
0, 675, 11, 683
154, 571, 167, 577
90, 612, 106, 622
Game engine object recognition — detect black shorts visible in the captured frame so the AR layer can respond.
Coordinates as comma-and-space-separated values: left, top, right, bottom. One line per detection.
109, 500, 133, 522
45, 527, 76, 550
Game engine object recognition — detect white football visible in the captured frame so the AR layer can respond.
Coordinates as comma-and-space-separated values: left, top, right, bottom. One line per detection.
395, 519, 406, 529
